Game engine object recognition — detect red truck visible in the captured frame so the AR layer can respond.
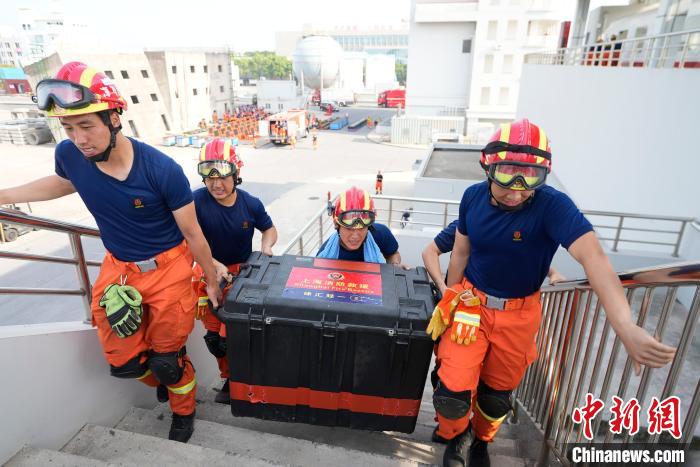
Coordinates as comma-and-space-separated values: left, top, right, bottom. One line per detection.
377, 88, 405, 108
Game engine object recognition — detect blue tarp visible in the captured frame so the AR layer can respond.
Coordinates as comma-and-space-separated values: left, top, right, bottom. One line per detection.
0, 67, 27, 80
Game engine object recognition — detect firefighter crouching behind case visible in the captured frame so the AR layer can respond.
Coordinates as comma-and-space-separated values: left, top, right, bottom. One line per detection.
427, 119, 676, 467
192, 138, 277, 404
317, 186, 402, 264
0, 62, 221, 444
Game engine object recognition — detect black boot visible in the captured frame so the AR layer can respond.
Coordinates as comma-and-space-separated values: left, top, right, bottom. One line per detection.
156, 384, 169, 403
468, 436, 490, 467
169, 411, 195, 443
214, 380, 230, 405
431, 426, 449, 444
442, 428, 470, 467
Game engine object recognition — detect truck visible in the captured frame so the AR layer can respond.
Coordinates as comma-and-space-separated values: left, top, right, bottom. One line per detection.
267, 109, 309, 145
377, 88, 406, 108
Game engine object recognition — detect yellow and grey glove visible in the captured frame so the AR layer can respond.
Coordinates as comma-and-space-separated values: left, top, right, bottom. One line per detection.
99, 284, 143, 338
427, 286, 475, 341
450, 308, 481, 345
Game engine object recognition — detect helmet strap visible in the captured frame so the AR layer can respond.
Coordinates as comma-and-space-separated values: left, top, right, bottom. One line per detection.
88, 110, 122, 163
488, 180, 533, 212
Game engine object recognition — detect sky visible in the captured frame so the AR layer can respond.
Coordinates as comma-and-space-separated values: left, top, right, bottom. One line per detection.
1, 0, 412, 53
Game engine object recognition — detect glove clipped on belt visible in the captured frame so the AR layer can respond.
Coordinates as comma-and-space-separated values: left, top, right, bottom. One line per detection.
426, 285, 481, 344
99, 283, 143, 338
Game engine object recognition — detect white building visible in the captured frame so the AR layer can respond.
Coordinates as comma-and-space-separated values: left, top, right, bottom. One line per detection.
256, 80, 304, 113
405, 0, 573, 141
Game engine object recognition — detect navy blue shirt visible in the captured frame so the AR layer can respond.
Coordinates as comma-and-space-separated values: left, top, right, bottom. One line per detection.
55, 138, 192, 262
435, 220, 459, 253
457, 182, 593, 298
194, 188, 273, 265
317, 223, 399, 262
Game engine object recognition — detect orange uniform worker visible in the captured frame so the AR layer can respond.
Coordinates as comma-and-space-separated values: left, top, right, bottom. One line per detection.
375, 170, 383, 195
429, 119, 676, 467
0, 62, 220, 443
193, 139, 277, 403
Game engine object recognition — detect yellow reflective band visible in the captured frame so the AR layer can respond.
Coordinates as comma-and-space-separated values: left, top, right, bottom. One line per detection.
538, 127, 548, 151
476, 401, 508, 423
199, 146, 207, 161
136, 369, 152, 380
363, 190, 370, 210
79, 68, 97, 89
498, 123, 511, 159
168, 377, 197, 395
454, 311, 480, 325
198, 296, 208, 307
223, 140, 232, 161
340, 192, 347, 212
535, 156, 544, 164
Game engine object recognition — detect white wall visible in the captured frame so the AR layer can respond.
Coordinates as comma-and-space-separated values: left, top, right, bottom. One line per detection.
517, 64, 699, 219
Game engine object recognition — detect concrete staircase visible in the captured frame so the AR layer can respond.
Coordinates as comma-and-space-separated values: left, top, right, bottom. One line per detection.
6, 378, 545, 466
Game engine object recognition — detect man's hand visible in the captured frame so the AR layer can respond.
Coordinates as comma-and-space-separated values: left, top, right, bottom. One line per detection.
261, 246, 273, 257
213, 259, 230, 282
206, 281, 223, 309
548, 269, 566, 285
617, 321, 676, 376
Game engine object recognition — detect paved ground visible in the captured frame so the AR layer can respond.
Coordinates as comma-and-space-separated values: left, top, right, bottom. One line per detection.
0, 117, 424, 325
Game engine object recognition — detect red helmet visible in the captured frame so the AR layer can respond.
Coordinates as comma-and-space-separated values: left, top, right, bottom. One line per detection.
197, 138, 243, 179
37, 61, 128, 117
334, 187, 376, 229
481, 119, 552, 190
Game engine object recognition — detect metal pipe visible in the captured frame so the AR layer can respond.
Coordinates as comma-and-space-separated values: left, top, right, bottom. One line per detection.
70, 233, 93, 322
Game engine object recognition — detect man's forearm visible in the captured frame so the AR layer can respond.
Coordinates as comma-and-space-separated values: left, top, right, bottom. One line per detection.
0, 176, 76, 204
446, 250, 467, 287
422, 245, 445, 289
261, 227, 278, 251
386, 252, 402, 265
583, 254, 634, 331
186, 234, 217, 283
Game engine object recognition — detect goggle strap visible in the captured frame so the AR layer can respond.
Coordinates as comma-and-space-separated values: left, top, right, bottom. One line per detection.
483, 141, 551, 160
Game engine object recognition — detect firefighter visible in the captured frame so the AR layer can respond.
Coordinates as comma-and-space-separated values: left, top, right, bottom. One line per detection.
0, 62, 221, 443
428, 119, 676, 466
375, 170, 383, 195
192, 138, 277, 404
317, 186, 402, 265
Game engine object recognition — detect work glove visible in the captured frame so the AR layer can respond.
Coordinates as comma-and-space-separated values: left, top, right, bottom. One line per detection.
99, 284, 143, 338
427, 286, 480, 341
451, 308, 481, 345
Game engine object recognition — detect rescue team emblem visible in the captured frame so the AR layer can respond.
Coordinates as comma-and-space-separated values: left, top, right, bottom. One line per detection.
513, 231, 522, 241
328, 272, 345, 281
242, 221, 249, 229
133, 198, 144, 209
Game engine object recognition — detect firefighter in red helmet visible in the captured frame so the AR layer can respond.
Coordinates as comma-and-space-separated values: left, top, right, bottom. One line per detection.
427, 119, 676, 467
0, 61, 221, 443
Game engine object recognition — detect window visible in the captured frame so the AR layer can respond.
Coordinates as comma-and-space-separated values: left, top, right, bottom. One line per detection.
506, 20, 518, 40
161, 114, 170, 131
120, 70, 129, 79
462, 39, 472, 53
203, 65, 208, 73
104, 70, 114, 79
141, 69, 149, 78
502, 54, 514, 73
193, 88, 198, 96
265, 103, 270, 109
150, 93, 158, 101
487, 21, 498, 40
278, 103, 284, 110
219, 85, 224, 93
218, 64, 222, 72
128, 120, 140, 138
498, 87, 510, 105
484, 54, 494, 73
172, 65, 177, 74
130, 95, 139, 104
480, 87, 490, 105
190, 65, 195, 73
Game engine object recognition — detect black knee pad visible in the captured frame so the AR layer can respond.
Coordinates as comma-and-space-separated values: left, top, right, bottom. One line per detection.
110, 354, 148, 379
148, 348, 185, 385
203, 330, 227, 358
430, 366, 439, 391
476, 380, 512, 419
433, 380, 471, 420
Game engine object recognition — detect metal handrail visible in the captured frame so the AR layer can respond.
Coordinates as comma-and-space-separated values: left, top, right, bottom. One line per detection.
525, 262, 700, 465
525, 29, 700, 69
0, 208, 100, 321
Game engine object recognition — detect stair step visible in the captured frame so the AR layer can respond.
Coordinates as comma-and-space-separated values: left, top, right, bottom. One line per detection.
5, 446, 119, 466
117, 407, 421, 467
61, 424, 279, 466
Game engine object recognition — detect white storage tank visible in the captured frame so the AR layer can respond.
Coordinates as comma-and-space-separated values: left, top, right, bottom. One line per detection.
292, 36, 343, 89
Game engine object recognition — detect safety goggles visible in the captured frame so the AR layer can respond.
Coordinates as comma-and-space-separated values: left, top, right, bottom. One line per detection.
33, 79, 97, 111
198, 160, 236, 178
336, 210, 376, 229
489, 163, 548, 190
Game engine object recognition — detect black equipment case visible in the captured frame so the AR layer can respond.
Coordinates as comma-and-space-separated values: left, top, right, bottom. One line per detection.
218, 253, 435, 433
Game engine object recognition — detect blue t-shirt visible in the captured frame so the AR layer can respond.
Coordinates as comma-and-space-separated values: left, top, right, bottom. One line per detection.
457, 182, 593, 298
434, 220, 459, 253
194, 188, 273, 265
317, 223, 399, 262
55, 138, 193, 262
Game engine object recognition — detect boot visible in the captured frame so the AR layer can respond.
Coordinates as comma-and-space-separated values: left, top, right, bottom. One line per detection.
214, 380, 230, 405
169, 411, 195, 443
442, 428, 470, 467
431, 426, 449, 444
468, 436, 490, 467
156, 384, 169, 403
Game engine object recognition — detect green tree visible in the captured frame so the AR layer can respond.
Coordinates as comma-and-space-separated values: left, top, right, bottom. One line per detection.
233, 51, 292, 80
395, 62, 407, 86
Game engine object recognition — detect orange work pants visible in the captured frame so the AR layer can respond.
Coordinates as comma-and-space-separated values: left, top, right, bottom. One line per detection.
194, 263, 241, 379
91, 241, 197, 415
375, 181, 383, 193
435, 279, 541, 442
